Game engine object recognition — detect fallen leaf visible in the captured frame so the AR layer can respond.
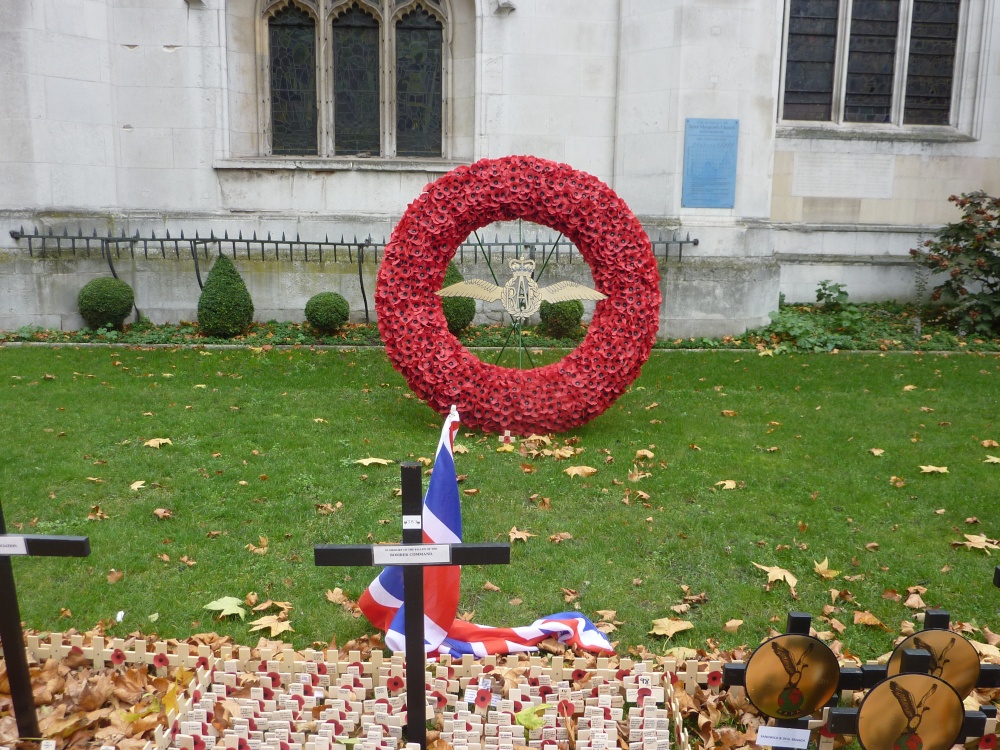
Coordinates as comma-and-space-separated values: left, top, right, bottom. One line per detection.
564, 465, 597, 478
814, 557, 840, 580
853, 610, 888, 629
519, 462, 536, 474
509, 526, 536, 543
86, 476, 103, 483
248, 615, 294, 637
87, 505, 108, 521
152, 508, 173, 520
903, 385, 917, 392
549, 532, 573, 544
953, 533, 1000, 554
129, 480, 146, 491
107, 569, 124, 584
453, 444, 469, 454
919, 406, 935, 413
721, 410, 738, 418
889, 476, 906, 488
723, 619, 743, 633
313, 417, 328, 423
561, 588, 579, 603
204, 596, 247, 619
903, 592, 926, 609
714, 480, 737, 490
869, 448, 885, 456
628, 465, 651, 481
753, 562, 798, 598
245, 536, 269, 555
143, 438, 172, 449
981, 439, 999, 448
934, 508, 946, 515
354, 457, 392, 466
965, 517, 980, 524
984, 455, 1000, 464
462, 488, 480, 496
483, 581, 501, 592
649, 618, 694, 639
644, 402, 659, 410
635, 449, 655, 460
920, 465, 948, 473
865, 542, 880, 551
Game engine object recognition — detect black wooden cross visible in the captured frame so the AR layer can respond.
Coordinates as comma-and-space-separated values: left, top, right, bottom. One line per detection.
315, 462, 510, 749
0, 500, 90, 739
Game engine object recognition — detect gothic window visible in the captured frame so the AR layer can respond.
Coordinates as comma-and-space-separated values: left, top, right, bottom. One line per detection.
263, 0, 446, 157
781, 0, 962, 127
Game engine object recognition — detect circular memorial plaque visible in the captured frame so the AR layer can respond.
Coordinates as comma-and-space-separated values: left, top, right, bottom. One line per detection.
857, 674, 963, 750
744, 634, 840, 720
886, 630, 980, 698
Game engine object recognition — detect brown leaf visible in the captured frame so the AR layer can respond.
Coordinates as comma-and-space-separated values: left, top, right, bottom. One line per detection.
953, 533, 1000, 554
813, 557, 839, 580
152, 508, 173, 520
248, 614, 294, 637
982, 439, 1000, 448
635, 449, 655, 460
245, 535, 269, 555
883, 589, 901, 601
853, 610, 888, 629
462, 488, 480, 496
483, 581, 501, 592
903, 592, 926, 609
865, 542, 880, 551
143, 438, 172, 449
549, 532, 573, 544
508, 597, 523, 606
723, 619, 743, 633
107, 569, 124, 584
869, 448, 885, 456
720, 410, 738, 418
889, 476, 906, 488
752, 562, 798, 598
564, 465, 597, 478
87, 505, 108, 521
519, 462, 536, 474
561, 588, 579, 603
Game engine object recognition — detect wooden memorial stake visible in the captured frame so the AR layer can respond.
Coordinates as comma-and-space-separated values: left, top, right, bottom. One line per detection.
0, 500, 90, 740
315, 462, 510, 749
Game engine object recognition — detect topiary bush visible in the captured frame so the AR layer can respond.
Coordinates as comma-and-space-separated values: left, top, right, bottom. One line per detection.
538, 299, 584, 339
305, 291, 350, 333
441, 261, 476, 334
910, 191, 1000, 336
197, 255, 254, 338
78, 277, 134, 330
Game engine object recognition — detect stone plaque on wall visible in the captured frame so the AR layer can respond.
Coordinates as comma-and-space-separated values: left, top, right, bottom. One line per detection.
682, 118, 739, 209
791, 152, 895, 199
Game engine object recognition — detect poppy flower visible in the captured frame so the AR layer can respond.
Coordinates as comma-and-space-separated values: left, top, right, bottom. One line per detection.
819, 725, 838, 739
192, 736, 206, 750
111, 649, 126, 666
238, 740, 251, 750
571, 669, 587, 682
475, 689, 492, 710
707, 671, 723, 688
981, 736, 998, 750
195, 656, 210, 670
538, 685, 554, 700
481, 664, 494, 673
263, 686, 274, 701
375, 155, 660, 436
153, 653, 170, 668
268, 671, 282, 688
668, 672, 679, 685
387, 675, 404, 692
433, 691, 448, 709
557, 700, 575, 718
636, 687, 651, 702
316, 662, 328, 675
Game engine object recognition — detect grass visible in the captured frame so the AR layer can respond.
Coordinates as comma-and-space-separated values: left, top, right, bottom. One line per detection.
0, 344, 998, 661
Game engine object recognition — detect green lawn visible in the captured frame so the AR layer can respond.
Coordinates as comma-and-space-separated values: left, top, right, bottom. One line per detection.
1, 345, 998, 659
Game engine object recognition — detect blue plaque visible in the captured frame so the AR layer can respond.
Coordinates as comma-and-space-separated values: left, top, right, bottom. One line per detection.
682, 118, 739, 209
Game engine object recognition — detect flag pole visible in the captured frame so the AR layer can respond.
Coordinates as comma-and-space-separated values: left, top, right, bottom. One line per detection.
400, 462, 427, 748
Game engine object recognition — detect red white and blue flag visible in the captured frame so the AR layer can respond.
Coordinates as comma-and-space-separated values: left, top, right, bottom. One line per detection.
359, 406, 614, 656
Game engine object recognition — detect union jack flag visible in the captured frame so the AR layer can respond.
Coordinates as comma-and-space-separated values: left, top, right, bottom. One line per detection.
359, 407, 613, 656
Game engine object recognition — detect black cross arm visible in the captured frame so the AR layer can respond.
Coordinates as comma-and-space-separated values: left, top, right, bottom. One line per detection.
314, 542, 510, 567
15, 535, 91, 557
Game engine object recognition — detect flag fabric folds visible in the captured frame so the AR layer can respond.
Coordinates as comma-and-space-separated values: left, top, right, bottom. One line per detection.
359, 406, 614, 656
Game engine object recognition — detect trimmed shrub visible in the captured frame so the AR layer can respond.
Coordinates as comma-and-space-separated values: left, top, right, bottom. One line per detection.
441, 262, 476, 334
197, 255, 254, 338
305, 292, 350, 333
539, 299, 584, 339
78, 277, 134, 330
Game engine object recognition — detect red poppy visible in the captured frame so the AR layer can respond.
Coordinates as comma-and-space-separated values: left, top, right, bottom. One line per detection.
668, 672, 679, 685
263, 686, 274, 701
433, 691, 448, 709
195, 656, 210, 670
636, 687, 651, 702
820, 725, 838, 739
375, 697, 392, 714
557, 700, 575, 718
192, 736, 206, 750
268, 671, 282, 688
475, 689, 493, 710
111, 649, 126, 666
238, 739, 251, 750
528, 676, 540, 687
482, 664, 494, 673
538, 685, 554, 700
571, 669, 587, 682
615, 669, 630, 681
153, 653, 169, 668
707, 671, 723, 688
981, 735, 998, 750
387, 675, 404, 692
316, 662, 328, 675
376, 155, 660, 435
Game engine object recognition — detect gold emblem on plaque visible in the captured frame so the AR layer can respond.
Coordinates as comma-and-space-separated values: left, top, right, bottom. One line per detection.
886, 630, 980, 698
743, 634, 840, 720
436, 258, 607, 322
856, 674, 963, 750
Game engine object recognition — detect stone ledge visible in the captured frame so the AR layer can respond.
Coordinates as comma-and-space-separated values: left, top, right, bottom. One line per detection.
214, 158, 470, 173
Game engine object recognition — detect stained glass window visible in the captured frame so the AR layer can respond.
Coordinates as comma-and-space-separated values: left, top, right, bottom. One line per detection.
783, 0, 839, 121
333, 6, 382, 155
904, 0, 960, 125
844, 0, 900, 123
395, 8, 442, 157
269, 5, 318, 155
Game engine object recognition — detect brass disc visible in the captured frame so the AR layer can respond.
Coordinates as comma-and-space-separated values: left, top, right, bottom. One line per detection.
886, 630, 980, 698
857, 673, 963, 750
744, 633, 840, 720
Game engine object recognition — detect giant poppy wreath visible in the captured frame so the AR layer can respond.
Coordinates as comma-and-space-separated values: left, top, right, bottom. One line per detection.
375, 155, 661, 435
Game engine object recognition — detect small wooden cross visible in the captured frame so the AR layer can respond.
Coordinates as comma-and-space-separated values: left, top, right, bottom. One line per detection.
315, 462, 510, 749
0, 500, 90, 740
498, 430, 515, 445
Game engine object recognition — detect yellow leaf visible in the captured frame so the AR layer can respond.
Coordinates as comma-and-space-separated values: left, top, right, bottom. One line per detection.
143, 438, 172, 449
245, 535, 269, 555
483, 581, 501, 592
903, 385, 918, 392
649, 618, 694, 639
752, 562, 798, 598
981, 439, 999, 448
853, 610, 888, 629
919, 465, 948, 473
813, 557, 840, 580
496, 444, 515, 453
869, 448, 885, 456
564, 465, 597, 478
248, 614, 294, 637
714, 480, 737, 490
635, 449, 655, 460
129, 480, 146, 491
720, 410, 738, 418
723, 619, 743, 633
509, 526, 537, 543
984, 455, 1000, 464
313, 417, 328, 423
453, 444, 469, 454
354, 457, 393, 466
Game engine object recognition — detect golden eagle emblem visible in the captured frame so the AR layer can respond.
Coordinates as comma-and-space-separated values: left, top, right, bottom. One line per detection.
436, 258, 606, 322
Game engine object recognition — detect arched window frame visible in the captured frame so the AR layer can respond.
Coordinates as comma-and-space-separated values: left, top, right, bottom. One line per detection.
257, 0, 451, 159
